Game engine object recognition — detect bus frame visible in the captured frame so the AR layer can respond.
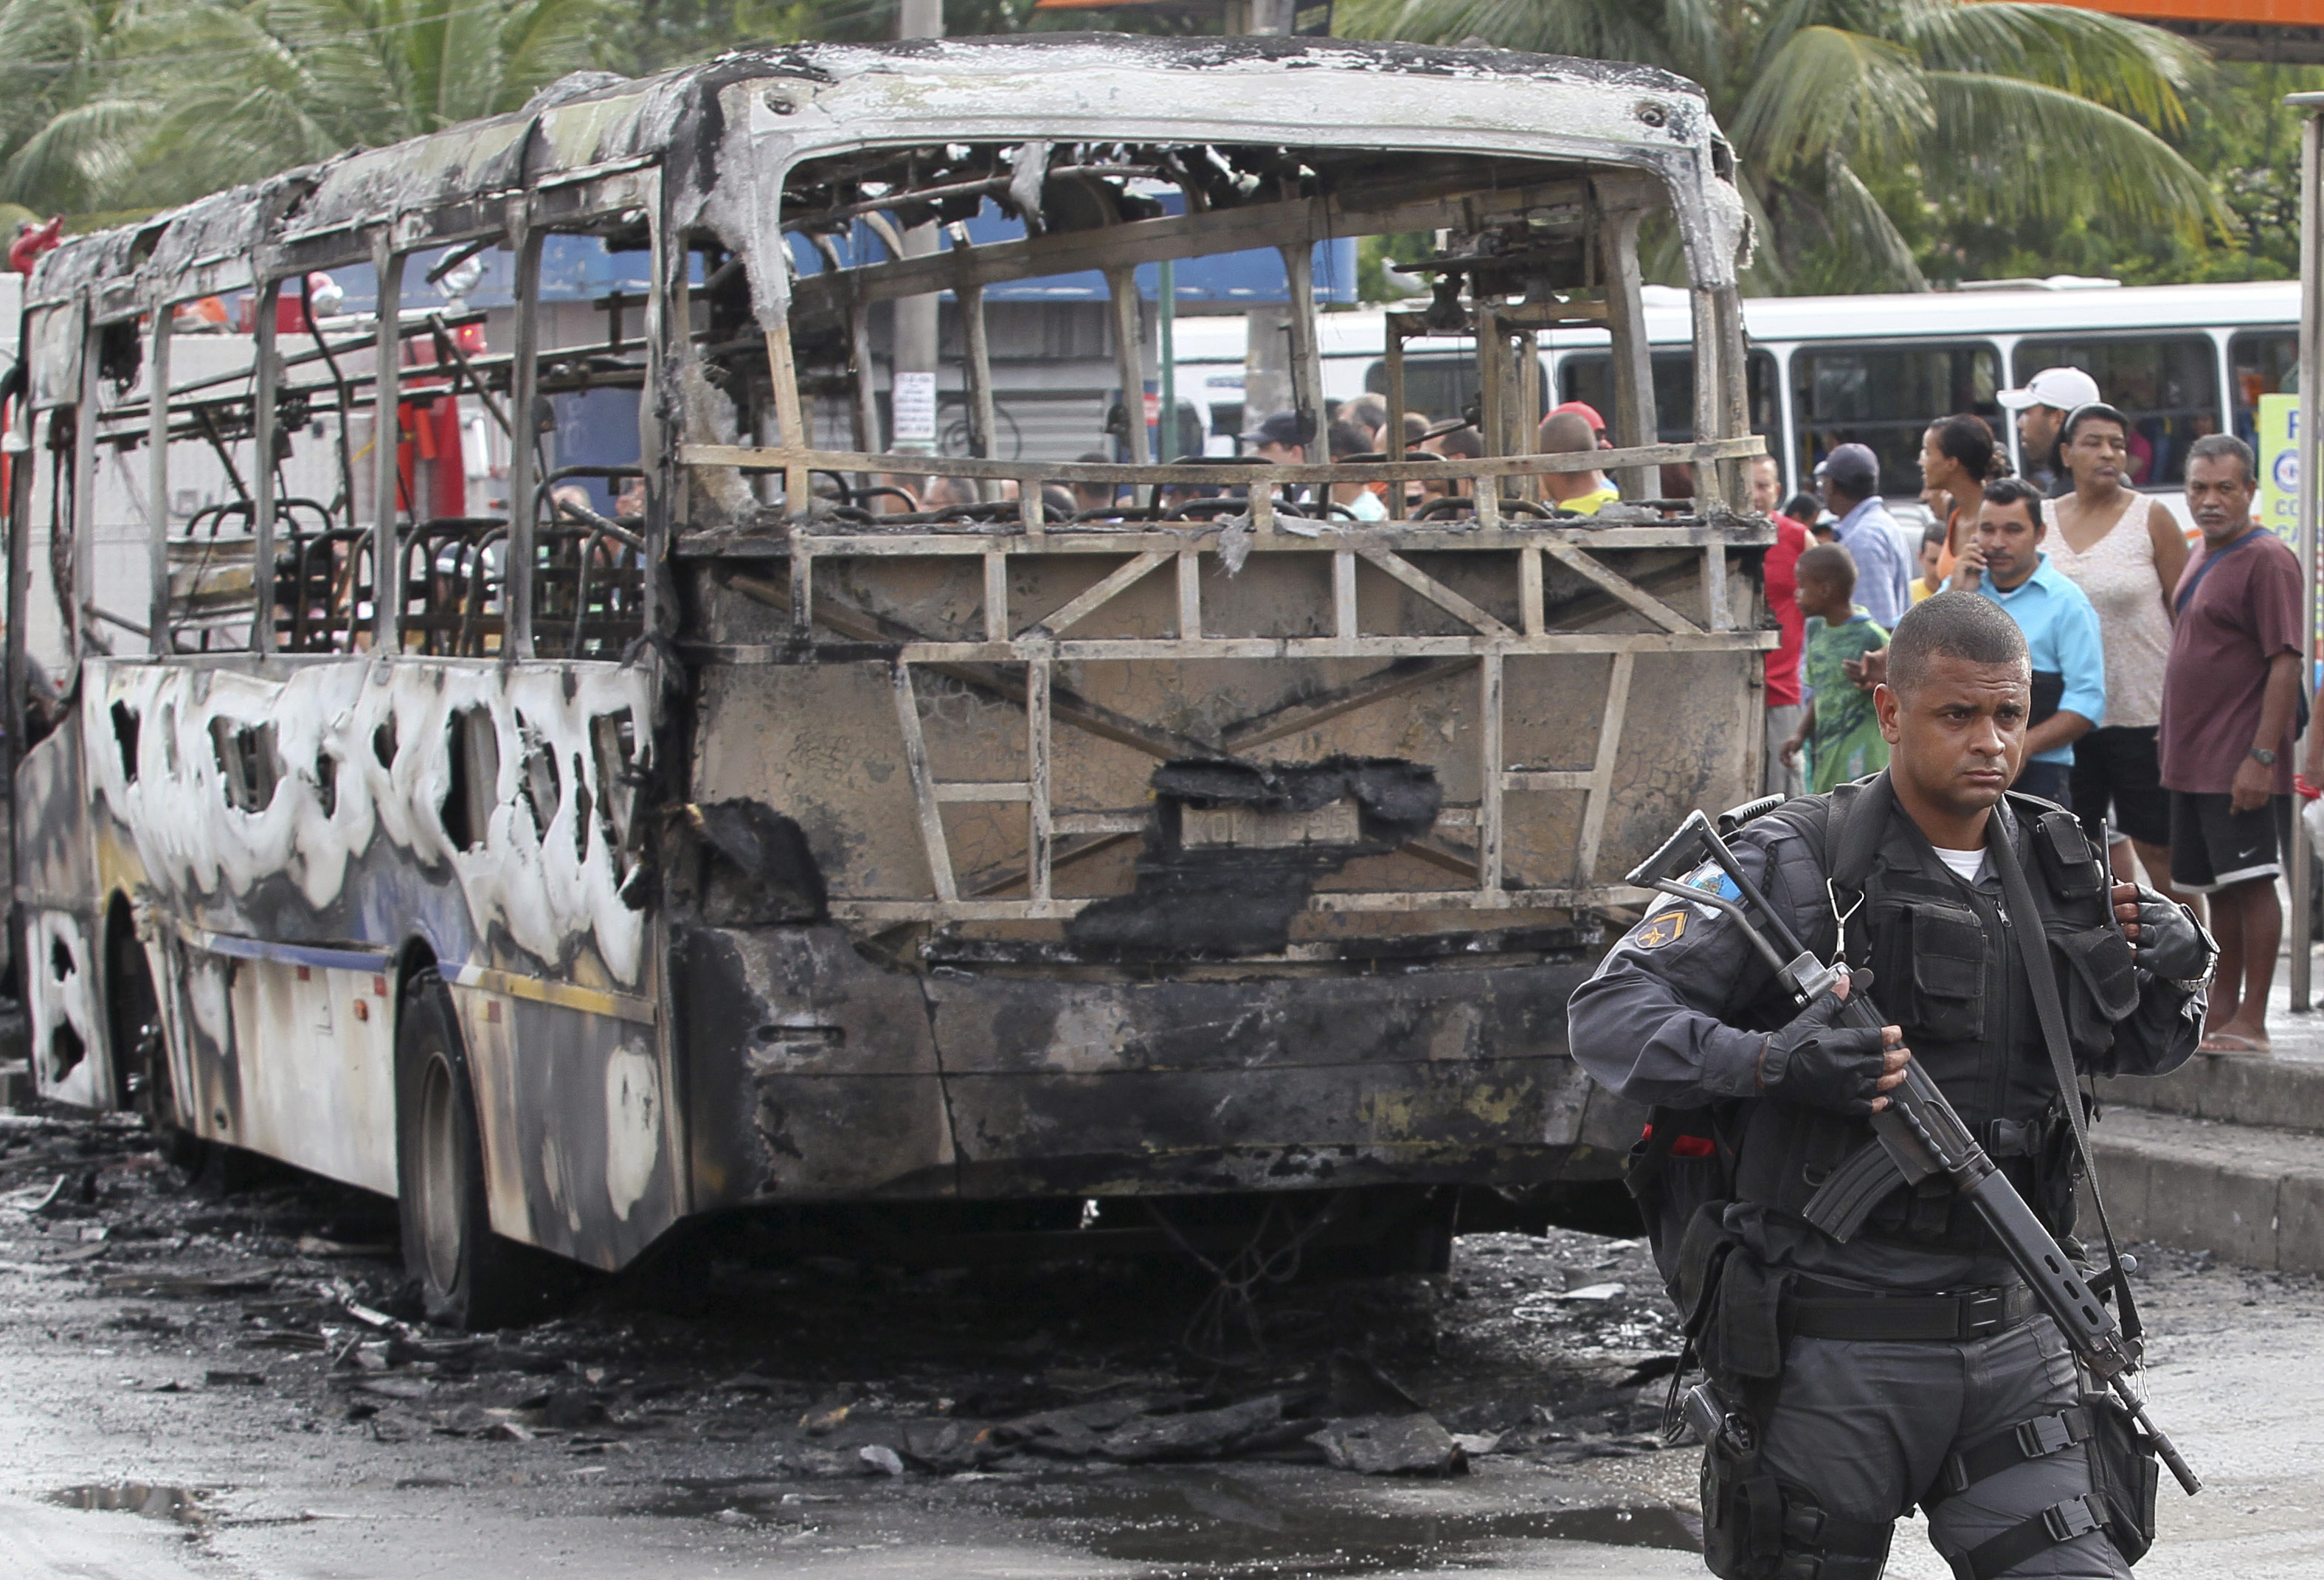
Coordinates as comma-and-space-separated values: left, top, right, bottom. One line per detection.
6, 35, 1770, 1324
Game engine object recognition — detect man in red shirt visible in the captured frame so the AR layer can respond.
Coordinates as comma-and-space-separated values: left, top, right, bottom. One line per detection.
1754, 454, 1811, 797
2159, 434, 2304, 1053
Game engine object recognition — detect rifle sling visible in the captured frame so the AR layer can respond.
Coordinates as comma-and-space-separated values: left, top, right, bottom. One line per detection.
1985, 812, 2142, 1342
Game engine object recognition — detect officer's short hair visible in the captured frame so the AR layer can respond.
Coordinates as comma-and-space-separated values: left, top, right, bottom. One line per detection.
1795, 542, 1855, 595
1887, 591, 2028, 696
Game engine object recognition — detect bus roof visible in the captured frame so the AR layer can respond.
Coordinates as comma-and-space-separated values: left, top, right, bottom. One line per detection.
25, 33, 1745, 316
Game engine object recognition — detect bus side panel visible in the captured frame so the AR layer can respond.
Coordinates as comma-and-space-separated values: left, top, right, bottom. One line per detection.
16, 710, 108, 1109
224, 957, 398, 1193
457, 988, 685, 1271
162, 935, 241, 1146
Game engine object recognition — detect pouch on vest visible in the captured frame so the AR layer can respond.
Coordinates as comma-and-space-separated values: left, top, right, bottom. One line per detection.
2033, 810, 2107, 901
2050, 924, 2140, 1058
1871, 897, 1986, 1042
2083, 1387, 2160, 1566
1674, 1202, 1740, 1340
1673, 1207, 1792, 1390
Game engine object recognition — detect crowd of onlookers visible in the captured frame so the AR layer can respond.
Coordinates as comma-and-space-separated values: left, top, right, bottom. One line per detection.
862, 375, 2309, 1053
856, 391, 1640, 524
1763, 366, 2303, 1055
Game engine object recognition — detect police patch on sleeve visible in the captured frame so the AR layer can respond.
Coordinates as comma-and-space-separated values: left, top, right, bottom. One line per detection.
1630, 909, 1689, 949
1680, 859, 1743, 917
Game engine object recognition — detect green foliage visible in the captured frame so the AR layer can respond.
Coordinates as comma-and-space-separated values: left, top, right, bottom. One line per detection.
1355, 230, 1431, 302
116, 0, 606, 204
1338, 0, 2234, 294
1935, 60, 2321, 287
0, 0, 2300, 308
0, 0, 1227, 218
0, 0, 609, 211
0, 0, 158, 210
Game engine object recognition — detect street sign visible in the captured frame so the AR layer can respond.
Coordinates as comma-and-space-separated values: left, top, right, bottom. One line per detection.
2261, 392, 2301, 544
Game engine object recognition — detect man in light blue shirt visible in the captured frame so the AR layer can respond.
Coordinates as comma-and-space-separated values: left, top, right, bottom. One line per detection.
1948, 476, 2106, 807
1817, 443, 1912, 629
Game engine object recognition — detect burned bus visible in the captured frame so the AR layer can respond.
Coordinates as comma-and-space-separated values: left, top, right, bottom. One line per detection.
5, 35, 1767, 1325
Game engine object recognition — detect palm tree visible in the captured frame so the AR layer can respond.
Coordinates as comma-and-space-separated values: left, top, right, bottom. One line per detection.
114, 0, 603, 205
1338, 0, 2230, 291
0, 0, 158, 212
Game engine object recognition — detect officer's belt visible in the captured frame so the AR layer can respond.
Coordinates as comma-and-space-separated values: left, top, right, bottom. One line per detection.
1787, 1278, 2039, 1342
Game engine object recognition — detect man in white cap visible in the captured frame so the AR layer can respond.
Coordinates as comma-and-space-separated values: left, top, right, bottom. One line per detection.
1996, 366, 2102, 498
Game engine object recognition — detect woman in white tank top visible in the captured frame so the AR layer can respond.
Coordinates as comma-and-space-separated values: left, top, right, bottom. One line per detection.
2041, 403, 2191, 904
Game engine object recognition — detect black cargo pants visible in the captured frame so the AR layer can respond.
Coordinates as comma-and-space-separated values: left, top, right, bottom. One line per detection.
1755, 1314, 2129, 1579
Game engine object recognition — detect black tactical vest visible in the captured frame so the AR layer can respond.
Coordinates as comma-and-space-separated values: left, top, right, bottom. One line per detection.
1729, 782, 2140, 1249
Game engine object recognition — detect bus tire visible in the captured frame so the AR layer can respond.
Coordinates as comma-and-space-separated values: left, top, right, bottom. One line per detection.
395, 969, 537, 1330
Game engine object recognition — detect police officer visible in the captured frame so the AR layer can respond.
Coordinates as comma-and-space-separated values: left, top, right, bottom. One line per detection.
1570, 592, 2213, 1579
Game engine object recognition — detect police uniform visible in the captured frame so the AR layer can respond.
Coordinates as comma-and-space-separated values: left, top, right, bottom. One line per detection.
1569, 775, 2204, 1579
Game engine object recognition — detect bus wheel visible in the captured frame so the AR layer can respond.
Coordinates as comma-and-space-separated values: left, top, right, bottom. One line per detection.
395, 969, 536, 1330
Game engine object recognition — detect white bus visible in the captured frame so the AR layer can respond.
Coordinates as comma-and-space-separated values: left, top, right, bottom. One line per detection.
1173, 277, 2299, 511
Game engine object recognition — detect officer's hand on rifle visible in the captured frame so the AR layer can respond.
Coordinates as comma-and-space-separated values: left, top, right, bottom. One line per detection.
2112, 881, 2217, 987
1756, 971, 1912, 1115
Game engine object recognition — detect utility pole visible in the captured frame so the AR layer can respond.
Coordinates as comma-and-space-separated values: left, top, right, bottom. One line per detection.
1224, 0, 1297, 31
890, 1, 945, 457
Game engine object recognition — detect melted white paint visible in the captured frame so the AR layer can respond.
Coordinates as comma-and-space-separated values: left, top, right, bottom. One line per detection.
603, 1039, 662, 1222
88, 655, 659, 988
25, 909, 103, 1108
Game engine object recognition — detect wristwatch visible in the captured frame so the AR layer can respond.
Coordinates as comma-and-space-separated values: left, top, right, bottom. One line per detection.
2170, 906, 2222, 1000
2251, 747, 2278, 766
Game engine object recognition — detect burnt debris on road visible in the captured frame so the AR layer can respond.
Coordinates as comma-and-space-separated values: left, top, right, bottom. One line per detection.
0, 1109, 1683, 1481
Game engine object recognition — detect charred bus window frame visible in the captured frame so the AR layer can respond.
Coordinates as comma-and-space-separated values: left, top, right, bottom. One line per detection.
744, 140, 1703, 521
7, 300, 91, 755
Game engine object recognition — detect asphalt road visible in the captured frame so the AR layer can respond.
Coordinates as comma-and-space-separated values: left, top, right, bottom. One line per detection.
1, 1112, 2316, 1579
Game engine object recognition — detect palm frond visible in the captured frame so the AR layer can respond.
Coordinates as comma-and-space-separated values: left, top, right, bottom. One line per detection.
1333, 0, 1697, 76
493, 0, 601, 114
1730, 25, 1931, 177
1901, 0, 2200, 132
1920, 71, 2228, 240
1818, 148, 1926, 290
0, 94, 155, 207
136, 83, 342, 197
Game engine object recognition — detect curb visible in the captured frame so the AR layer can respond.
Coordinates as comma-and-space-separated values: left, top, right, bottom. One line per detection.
2089, 1107, 2324, 1274
2100, 1050, 2324, 1137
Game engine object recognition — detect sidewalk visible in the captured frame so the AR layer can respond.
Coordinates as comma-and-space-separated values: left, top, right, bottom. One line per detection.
2094, 948, 2324, 1272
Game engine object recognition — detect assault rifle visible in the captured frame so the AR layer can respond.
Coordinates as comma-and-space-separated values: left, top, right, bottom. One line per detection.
1628, 800, 2202, 1496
